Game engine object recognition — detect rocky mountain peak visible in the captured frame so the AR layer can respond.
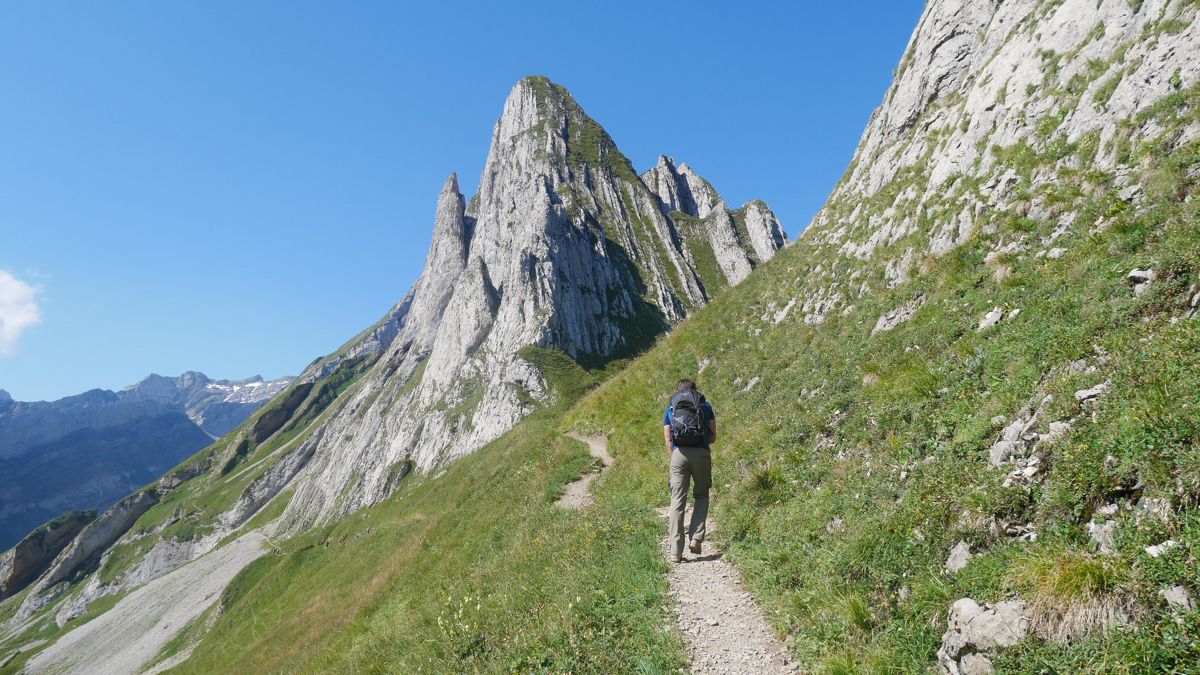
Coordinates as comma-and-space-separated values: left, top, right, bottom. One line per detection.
113, 371, 293, 436
176, 371, 211, 388
0, 389, 11, 402
641, 155, 723, 219
276, 76, 791, 531
120, 373, 183, 402
481, 76, 641, 200
382, 172, 473, 355
491, 76, 567, 146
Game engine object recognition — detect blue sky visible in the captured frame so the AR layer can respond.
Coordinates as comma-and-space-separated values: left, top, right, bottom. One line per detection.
0, 1, 923, 402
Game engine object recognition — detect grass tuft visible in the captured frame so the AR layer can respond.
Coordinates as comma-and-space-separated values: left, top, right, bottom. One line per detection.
1008, 545, 1141, 642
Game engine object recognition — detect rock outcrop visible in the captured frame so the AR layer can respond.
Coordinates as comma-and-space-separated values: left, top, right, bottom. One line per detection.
642, 155, 787, 288
15, 490, 159, 619
642, 155, 721, 218
938, 598, 1030, 674
782, 0, 1200, 324
944, 541, 974, 574
0, 511, 93, 600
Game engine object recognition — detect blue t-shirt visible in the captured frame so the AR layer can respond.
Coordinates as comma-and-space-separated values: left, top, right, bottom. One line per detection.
664, 401, 715, 449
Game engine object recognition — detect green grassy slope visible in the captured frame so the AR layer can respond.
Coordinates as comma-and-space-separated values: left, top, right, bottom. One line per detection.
169, 350, 685, 673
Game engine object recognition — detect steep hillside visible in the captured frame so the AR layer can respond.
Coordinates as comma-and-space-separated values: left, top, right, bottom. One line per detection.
0, 373, 290, 552
0, 77, 785, 672
569, 0, 1200, 670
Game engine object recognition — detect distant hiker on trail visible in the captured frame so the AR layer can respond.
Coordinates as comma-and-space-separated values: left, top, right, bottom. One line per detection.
664, 378, 716, 563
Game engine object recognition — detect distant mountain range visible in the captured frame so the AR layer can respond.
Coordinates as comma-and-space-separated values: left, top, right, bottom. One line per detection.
0, 372, 291, 550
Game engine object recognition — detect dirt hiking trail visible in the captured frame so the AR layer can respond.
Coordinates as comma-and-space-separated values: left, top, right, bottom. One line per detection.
554, 432, 612, 510
562, 432, 797, 672
660, 504, 798, 673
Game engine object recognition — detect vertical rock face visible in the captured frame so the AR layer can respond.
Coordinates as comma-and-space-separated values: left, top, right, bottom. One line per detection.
397, 173, 473, 352
735, 201, 789, 263
278, 77, 788, 531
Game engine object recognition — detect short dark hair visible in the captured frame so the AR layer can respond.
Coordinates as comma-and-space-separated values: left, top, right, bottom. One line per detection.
676, 378, 696, 392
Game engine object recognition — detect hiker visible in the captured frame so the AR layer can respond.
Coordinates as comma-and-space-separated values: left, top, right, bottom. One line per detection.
664, 378, 716, 563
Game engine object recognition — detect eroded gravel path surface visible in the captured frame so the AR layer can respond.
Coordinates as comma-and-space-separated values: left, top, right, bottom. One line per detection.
26, 529, 269, 675
657, 501, 798, 673
554, 432, 612, 510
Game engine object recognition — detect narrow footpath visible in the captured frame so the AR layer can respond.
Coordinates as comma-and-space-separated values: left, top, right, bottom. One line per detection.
554, 432, 612, 510
559, 432, 797, 673
662, 508, 798, 673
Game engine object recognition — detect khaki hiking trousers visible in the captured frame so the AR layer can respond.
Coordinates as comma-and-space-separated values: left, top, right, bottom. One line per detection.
669, 445, 711, 557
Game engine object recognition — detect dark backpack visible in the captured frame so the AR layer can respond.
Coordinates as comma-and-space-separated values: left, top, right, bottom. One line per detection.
670, 389, 708, 447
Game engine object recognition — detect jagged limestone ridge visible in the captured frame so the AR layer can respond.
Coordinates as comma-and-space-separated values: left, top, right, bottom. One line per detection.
641, 154, 722, 218
275, 76, 789, 533
641, 154, 788, 292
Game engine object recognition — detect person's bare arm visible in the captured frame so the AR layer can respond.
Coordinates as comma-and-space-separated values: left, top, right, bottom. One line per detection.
708, 419, 718, 445
664, 425, 673, 455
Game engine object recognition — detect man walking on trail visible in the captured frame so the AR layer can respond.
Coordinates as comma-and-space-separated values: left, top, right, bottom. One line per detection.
664, 378, 716, 563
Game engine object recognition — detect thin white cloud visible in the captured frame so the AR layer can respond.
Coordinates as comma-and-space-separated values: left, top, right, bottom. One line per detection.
0, 270, 42, 356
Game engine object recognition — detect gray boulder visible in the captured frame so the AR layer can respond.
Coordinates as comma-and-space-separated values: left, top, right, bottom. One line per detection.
1128, 269, 1155, 297
1160, 585, 1194, 615
977, 307, 1004, 331
1074, 381, 1111, 403
938, 598, 1030, 674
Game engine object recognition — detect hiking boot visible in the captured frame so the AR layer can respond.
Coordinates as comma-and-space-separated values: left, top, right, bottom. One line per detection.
670, 553, 683, 563
689, 539, 702, 555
